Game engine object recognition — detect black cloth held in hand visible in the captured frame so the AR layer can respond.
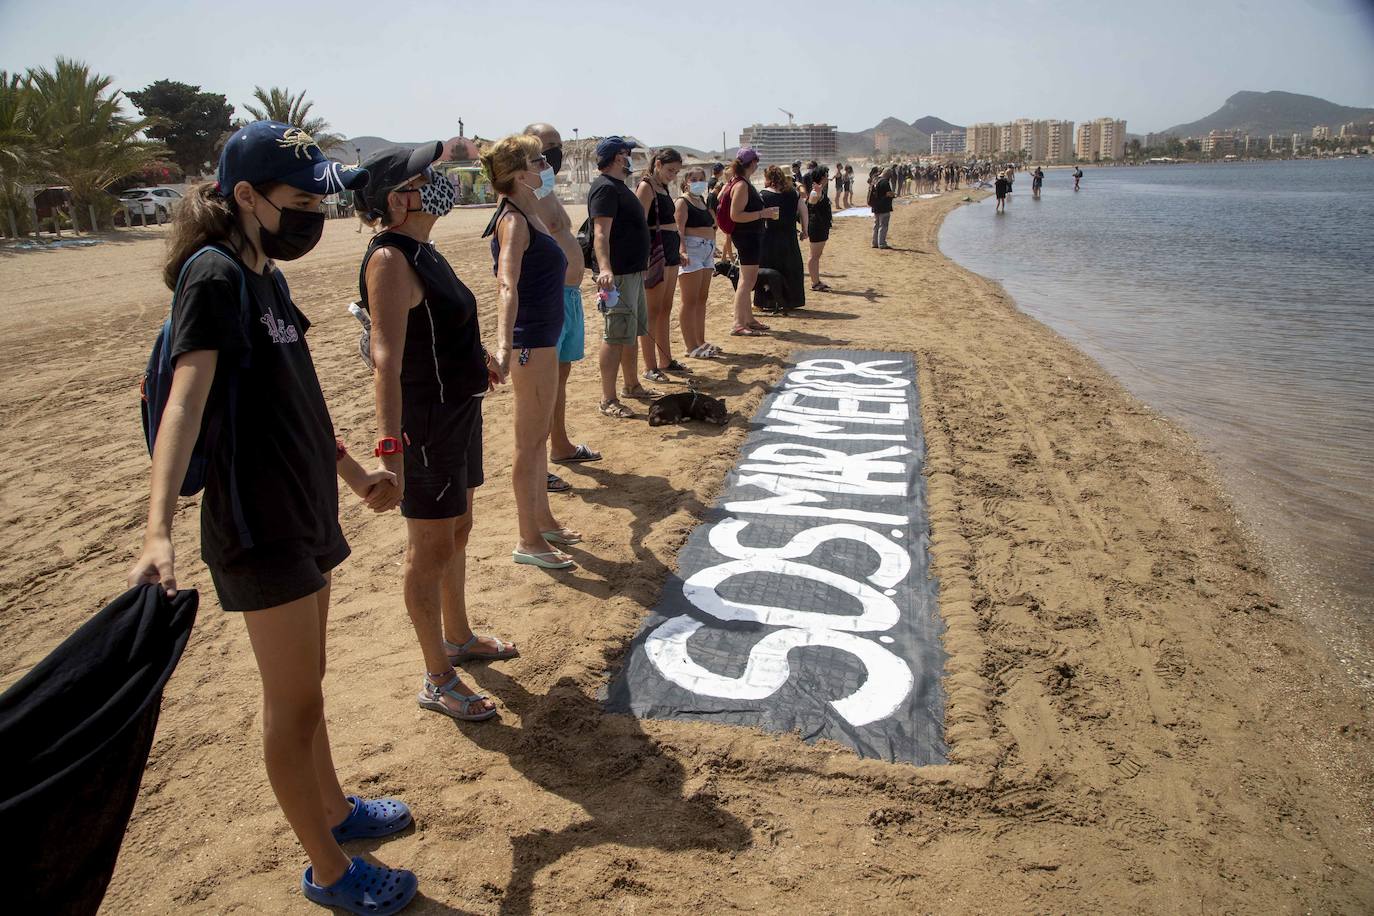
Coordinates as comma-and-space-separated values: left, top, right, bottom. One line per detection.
0, 584, 198, 915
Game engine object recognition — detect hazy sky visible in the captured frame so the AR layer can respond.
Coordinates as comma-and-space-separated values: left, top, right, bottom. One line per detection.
3, 0, 1372, 149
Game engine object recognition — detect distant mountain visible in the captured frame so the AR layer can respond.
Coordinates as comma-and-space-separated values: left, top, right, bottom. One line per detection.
837, 116, 933, 158
654, 143, 710, 159
1158, 91, 1374, 139
912, 116, 962, 134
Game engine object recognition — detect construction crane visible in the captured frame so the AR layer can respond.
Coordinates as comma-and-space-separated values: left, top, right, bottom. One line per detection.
778, 107, 795, 126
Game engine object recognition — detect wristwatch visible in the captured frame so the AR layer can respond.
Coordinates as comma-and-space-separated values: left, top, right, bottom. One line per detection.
374, 437, 403, 457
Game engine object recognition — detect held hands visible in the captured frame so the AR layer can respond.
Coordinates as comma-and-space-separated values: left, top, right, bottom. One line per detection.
487, 347, 508, 387
128, 534, 176, 596
349, 465, 399, 512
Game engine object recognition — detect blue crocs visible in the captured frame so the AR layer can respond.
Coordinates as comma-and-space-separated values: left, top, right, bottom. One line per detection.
303, 856, 417, 915
331, 796, 413, 842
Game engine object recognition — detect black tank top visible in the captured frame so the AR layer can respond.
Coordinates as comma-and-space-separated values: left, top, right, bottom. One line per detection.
483, 199, 567, 311
734, 181, 765, 235
640, 179, 675, 228
684, 198, 715, 228
358, 232, 487, 403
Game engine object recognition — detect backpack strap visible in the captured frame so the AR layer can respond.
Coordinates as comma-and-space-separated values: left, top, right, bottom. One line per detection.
173, 244, 256, 548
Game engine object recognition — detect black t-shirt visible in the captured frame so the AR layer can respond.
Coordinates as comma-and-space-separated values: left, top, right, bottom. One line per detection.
995, 178, 1010, 195
587, 173, 650, 276
871, 179, 894, 214
169, 250, 343, 566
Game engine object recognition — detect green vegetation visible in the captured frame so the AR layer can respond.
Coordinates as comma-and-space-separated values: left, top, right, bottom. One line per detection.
243, 86, 344, 153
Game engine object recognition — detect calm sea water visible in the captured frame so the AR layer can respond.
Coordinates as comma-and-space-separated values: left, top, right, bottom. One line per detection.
939, 159, 1374, 673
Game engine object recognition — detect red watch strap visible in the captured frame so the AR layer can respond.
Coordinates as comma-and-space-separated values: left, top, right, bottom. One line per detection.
374, 437, 403, 457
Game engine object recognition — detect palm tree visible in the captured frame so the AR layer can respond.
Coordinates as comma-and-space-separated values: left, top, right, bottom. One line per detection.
0, 71, 46, 232
243, 86, 344, 152
25, 58, 163, 222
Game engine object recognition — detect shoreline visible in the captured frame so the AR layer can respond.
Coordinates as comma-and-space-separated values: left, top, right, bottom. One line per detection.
936, 187, 1374, 701
1, 195, 1371, 911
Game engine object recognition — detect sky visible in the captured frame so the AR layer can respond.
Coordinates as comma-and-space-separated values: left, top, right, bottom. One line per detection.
2, 0, 1373, 150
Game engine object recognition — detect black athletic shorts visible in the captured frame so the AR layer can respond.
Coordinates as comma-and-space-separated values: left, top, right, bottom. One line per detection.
209, 537, 351, 612
732, 228, 763, 266
401, 393, 485, 520
659, 230, 682, 267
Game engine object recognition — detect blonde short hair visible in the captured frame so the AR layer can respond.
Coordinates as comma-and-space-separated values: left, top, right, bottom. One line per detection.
480, 134, 541, 195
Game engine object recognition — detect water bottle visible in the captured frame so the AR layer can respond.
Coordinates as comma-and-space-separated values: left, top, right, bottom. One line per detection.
597, 286, 619, 312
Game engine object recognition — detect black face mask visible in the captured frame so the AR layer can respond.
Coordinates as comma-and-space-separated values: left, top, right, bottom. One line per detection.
254, 194, 325, 261
546, 145, 563, 175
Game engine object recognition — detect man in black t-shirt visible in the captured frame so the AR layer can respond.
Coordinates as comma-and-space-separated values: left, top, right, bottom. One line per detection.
587, 135, 653, 418
870, 167, 895, 248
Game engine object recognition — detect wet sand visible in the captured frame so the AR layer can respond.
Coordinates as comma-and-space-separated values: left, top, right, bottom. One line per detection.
0, 193, 1371, 913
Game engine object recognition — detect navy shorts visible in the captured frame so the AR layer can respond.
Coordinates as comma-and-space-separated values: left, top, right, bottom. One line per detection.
401, 394, 485, 520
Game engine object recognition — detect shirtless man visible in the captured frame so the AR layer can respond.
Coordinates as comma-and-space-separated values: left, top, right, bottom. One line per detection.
524, 123, 602, 477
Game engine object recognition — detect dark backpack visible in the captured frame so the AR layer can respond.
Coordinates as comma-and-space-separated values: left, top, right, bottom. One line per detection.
140, 244, 255, 547
575, 217, 598, 273
715, 178, 740, 234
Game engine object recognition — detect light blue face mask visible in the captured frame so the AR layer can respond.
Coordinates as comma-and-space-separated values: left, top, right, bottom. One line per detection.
535, 166, 555, 199
689, 180, 708, 196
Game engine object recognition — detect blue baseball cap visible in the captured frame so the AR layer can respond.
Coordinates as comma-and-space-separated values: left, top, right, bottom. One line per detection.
595, 135, 637, 168
217, 120, 369, 197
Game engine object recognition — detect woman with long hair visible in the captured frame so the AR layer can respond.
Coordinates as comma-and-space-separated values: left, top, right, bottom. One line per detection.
759, 165, 808, 311
723, 148, 779, 337
482, 134, 582, 569
129, 121, 419, 913
635, 148, 685, 382
674, 166, 719, 359
805, 165, 833, 291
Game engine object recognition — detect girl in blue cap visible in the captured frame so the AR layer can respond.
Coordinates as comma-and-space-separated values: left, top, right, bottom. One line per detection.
128, 121, 419, 915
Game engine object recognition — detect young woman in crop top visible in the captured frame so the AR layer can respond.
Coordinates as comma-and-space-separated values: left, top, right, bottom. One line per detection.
481, 134, 581, 571
675, 166, 719, 359
634, 148, 685, 382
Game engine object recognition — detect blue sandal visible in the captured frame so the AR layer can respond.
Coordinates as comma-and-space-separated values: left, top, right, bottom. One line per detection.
302, 856, 417, 915
332, 796, 413, 843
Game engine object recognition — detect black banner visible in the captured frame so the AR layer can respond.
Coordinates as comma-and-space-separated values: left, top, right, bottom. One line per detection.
606, 350, 946, 765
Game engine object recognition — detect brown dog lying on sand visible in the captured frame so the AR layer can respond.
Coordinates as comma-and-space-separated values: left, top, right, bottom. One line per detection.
648, 390, 729, 427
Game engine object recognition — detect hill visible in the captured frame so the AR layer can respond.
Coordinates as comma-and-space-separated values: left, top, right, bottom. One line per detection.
837, 116, 931, 158
1158, 90, 1374, 138
912, 115, 962, 134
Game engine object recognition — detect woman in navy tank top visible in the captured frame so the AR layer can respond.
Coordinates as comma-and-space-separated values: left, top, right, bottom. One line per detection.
482, 134, 581, 570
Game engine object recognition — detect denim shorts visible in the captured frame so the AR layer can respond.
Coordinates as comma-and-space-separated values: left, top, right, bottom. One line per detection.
680, 235, 717, 274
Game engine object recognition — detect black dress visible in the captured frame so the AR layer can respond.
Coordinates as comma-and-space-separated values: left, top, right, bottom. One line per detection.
808, 184, 833, 243
759, 188, 806, 310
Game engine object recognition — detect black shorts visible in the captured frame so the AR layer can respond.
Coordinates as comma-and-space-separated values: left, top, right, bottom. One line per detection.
732, 228, 763, 266
402, 393, 485, 520
659, 231, 682, 267
209, 537, 351, 612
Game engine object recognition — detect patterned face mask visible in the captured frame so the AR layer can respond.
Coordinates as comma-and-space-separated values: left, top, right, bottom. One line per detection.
417, 169, 456, 217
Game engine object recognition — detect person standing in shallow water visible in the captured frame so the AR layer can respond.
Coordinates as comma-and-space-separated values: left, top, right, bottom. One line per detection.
995, 170, 1010, 212
356, 141, 516, 729
129, 120, 421, 914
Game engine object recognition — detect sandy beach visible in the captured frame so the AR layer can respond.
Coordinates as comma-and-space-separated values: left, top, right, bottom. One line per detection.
1, 193, 1371, 913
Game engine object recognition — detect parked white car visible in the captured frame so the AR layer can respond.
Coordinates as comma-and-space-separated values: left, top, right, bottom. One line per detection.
118, 187, 182, 220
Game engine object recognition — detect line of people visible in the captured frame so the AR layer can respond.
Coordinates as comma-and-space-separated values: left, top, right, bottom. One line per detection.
126, 118, 895, 914
128, 119, 628, 915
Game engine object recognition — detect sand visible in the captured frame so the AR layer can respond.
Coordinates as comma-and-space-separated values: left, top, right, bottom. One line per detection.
1, 194, 1371, 914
